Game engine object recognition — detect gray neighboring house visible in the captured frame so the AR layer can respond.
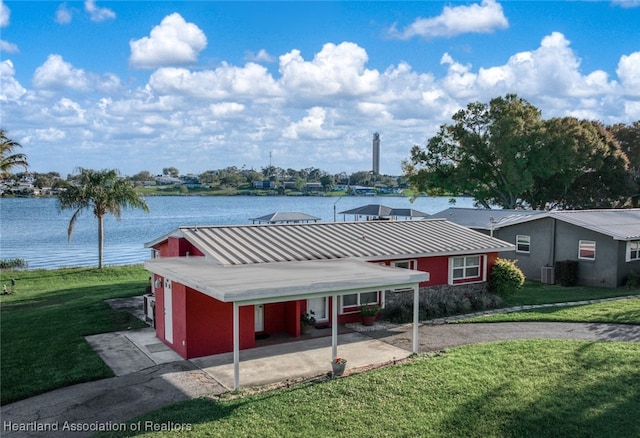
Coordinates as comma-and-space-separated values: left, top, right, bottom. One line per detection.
431, 208, 640, 288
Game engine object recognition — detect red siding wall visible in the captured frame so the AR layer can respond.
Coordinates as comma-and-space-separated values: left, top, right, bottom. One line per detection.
165, 237, 204, 257
184, 288, 255, 358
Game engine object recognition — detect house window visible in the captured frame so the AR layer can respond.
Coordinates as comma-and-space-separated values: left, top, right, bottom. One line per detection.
578, 240, 596, 260
340, 291, 379, 313
391, 260, 417, 270
627, 241, 640, 262
516, 235, 530, 253
451, 255, 481, 280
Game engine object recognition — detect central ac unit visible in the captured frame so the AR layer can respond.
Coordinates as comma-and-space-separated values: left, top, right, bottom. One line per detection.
541, 266, 555, 285
143, 294, 156, 326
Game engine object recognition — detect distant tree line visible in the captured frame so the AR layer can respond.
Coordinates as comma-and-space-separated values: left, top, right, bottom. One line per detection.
404, 94, 640, 209
3, 166, 407, 195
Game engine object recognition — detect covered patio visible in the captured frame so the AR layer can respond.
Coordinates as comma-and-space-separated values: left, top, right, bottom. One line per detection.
145, 257, 429, 389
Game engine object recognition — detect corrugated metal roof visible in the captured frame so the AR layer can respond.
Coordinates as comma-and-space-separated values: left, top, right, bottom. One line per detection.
338, 204, 429, 218
431, 208, 544, 229
249, 212, 320, 224
433, 207, 640, 241
549, 209, 640, 240
159, 219, 514, 266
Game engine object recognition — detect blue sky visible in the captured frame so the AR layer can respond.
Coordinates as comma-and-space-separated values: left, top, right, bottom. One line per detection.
1, 1, 639, 177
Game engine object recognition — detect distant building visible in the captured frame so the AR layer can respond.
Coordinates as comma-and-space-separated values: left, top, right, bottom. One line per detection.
372, 132, 380, 175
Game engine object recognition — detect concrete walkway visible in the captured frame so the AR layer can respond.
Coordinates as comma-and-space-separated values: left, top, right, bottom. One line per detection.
2, 296, 639, 438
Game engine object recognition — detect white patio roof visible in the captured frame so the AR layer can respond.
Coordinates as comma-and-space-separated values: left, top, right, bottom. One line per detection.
144, 256, 430, 304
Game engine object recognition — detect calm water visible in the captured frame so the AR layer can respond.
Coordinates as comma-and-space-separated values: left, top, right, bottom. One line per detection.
0, 195, 474, 269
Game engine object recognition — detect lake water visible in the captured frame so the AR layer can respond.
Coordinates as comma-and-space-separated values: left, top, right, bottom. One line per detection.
0, 195, 475, 270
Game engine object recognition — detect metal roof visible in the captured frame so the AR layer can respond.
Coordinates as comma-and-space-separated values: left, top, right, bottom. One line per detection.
338, 204, 429, 218
147, 219, 515, 266
431, 208, 544, 230
144, 257, 429, 304
548, 209, 640, 240
249, 212, 321, 224
433, 207, 640, 241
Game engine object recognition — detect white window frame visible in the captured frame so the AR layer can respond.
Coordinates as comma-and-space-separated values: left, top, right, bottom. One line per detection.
578, 240, 596, 260
306, 297, 329, 322
516, 235, 531, 254
626, 241, 640, 262
340, 291, 381, 314
449, 255, 485, 284
391, 259, 417, 270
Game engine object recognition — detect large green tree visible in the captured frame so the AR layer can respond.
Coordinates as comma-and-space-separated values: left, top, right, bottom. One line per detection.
404, 94, 544, 208
0, 129, 28, 177
526, 119, 631, 209
609, 121, 640, 206
58, 168, 149, 269
404, 95, 633, 209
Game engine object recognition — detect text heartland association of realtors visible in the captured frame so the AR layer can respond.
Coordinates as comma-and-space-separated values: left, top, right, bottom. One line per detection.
3, 420, 193, 433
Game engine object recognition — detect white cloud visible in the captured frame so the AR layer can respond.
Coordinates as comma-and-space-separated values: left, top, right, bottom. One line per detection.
0, 60, 26, 101
390, 0, 508, 39
1, 39, 18, 53
279, 42, 380, 99
209, 102, 246, 118
0, 1, 18, 54
617, 52, 640, 95
612, 0, 640, 8
148, 62, 279, 99
56, 3, 74, 25
129, 13, 207, 69
84, 0, 115, 22
244, 49, 274, 63
282, 107, 341, 140
0, 0, 9, 27
33, 54, 91, 90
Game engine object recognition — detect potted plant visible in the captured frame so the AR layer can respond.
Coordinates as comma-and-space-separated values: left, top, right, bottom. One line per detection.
300, 310, 316, 334
331, 357, 347, 377
360, 304, 380, 326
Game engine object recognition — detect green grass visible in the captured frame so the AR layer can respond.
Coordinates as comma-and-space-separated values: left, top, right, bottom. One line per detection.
462, 297, 640, 325
502, 280, 639, 307
0, 266, 149, 405
97, 340, 640, 438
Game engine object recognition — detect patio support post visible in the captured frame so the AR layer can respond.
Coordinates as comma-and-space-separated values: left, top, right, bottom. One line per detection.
412, 284, 419, 354
331, 294, 338, 360
233, 302, 240, 390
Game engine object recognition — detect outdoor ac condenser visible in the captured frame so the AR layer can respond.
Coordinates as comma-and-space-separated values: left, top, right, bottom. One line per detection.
143, 294, 156, 326
541, 266, 555, 285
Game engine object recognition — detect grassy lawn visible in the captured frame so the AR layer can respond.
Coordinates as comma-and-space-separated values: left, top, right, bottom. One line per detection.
501, 280, 639, 307
462, 297, 640, 325
97, 340, 640, 438
0, 266, 149, 405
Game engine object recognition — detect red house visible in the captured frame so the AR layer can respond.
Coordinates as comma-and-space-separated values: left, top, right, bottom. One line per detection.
144, 219, 513, 386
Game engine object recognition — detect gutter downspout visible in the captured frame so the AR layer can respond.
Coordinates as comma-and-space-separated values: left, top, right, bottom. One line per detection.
551, 218, 557, 267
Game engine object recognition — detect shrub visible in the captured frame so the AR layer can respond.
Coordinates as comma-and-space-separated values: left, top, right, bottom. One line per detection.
489, 258, 525, 298
555, 260, 579, 286
0, 258, 28, 270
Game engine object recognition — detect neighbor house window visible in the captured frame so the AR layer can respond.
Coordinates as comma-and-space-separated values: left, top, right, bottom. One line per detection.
627, 241, 640, 262
451, 255, 481, 281
340, 291, 380, 313
516, 235, 531, 253
578, 240, 596, 260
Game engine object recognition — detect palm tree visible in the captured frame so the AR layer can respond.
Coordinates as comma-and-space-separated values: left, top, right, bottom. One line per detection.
58, 168, 150, 269
0, 129, 28, 177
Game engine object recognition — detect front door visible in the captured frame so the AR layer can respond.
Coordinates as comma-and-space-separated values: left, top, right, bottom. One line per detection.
163, 278, 173, 344
254, 304, 264, 332
307, 297, 328, 322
